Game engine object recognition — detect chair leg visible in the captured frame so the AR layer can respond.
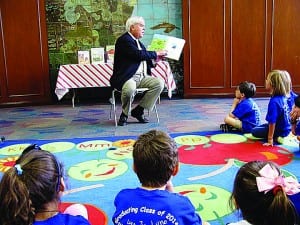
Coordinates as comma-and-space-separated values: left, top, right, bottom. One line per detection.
112, 91, 118, 127
109, 90, 118, 127
153, 104, 159, 123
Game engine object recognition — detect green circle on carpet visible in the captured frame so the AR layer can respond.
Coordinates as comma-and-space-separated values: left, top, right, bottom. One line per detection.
211, 133, 247, 144
174, 135, 210, 145
174, 184, 233, 221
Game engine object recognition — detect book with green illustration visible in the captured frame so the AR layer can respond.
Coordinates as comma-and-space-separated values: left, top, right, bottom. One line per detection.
91, 47, 105, 64
148, 34, 185, 60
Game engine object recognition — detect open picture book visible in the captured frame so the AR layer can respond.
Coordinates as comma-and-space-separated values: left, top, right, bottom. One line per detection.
148, 34, 185, 60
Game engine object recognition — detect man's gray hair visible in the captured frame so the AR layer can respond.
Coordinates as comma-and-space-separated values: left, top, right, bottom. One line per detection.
125, 16, 145, 32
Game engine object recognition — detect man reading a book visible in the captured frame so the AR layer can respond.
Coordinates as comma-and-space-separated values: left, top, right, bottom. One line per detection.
110, 16, 167, 126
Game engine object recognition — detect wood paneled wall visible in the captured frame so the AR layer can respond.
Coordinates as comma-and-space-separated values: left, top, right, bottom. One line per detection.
183, 0, 300, 97
0, 0, 51, 106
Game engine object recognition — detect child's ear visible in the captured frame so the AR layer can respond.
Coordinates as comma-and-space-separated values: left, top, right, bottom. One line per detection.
172, 163, 179, 176
59, 177, 65, 192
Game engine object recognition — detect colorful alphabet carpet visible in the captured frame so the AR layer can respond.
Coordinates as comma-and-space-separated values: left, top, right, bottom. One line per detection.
0, 131, 299, 225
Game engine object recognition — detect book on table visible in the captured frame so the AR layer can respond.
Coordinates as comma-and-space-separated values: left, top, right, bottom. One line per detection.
106, 45, 115, 63
148, 34, 185, 61
91, 47, 105, 64
78, 50, 90, 64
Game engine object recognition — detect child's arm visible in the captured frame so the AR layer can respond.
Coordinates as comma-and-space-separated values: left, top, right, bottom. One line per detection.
291, 106, 300, 121
228, 98, 240, 118
292, 123, 296, 135
264, 123, 275, 146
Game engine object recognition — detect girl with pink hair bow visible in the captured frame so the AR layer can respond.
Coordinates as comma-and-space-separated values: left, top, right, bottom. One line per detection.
228, 160, 300, 225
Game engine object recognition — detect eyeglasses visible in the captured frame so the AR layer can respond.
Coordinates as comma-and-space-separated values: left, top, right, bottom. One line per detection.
20, 144, 62, 192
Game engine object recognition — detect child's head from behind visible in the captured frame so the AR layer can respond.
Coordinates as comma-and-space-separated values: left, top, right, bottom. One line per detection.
230, 160, 299, 225
294, 95, 300, 108
266, 70, 291, 96
237, 81, 256, 98
0, 145, 64, 225
133, 130, 178, 188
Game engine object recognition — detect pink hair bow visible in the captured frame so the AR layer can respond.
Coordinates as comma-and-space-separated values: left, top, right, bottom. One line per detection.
256, 164, 300, 195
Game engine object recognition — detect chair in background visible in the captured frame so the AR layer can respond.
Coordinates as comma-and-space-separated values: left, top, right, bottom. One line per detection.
109, 88, 159, 127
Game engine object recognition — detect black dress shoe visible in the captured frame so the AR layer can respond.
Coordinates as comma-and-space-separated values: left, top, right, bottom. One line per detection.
118, 113, 128, 126
131, 108, 149, 123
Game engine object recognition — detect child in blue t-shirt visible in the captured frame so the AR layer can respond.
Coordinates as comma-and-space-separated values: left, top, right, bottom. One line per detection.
220, 81, 261, 133
252, 70, 292, 146
228, 160, 300, 225
112, 130, 208, 225
0, 144, 90, 225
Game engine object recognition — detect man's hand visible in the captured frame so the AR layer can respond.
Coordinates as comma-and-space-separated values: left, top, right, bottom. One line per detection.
156, 50, 168, 61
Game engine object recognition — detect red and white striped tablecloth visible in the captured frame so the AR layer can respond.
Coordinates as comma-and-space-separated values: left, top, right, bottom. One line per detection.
55, 61, 176, 100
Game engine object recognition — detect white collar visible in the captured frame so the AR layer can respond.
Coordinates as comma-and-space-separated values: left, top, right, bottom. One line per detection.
128, 32, 138, 41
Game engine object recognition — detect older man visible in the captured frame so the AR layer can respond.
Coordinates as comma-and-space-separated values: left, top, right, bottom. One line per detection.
110, 16, 167, 126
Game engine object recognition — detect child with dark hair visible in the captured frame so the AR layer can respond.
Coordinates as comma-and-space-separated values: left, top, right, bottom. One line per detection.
112, 130, 207, 225
252, 70, 292, 146
228, 160, 300, 225
220, 81, 261, 133
291, 95, 300, 150
0, 144, 90, 225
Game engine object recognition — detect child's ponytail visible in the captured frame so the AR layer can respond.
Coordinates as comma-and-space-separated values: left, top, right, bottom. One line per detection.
0, 165, 35, 225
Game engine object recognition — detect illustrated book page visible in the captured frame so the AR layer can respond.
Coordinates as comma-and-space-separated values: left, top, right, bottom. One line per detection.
106, 45, 115, 63
91, 47, 105, 64
148, 34, 185, 60
78, 50, 90, 64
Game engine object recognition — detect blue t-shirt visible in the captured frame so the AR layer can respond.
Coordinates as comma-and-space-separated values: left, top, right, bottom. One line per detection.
113, 188, 202, 225
289, 193, 300, 216
266, 95, 291, 137
232, 98, 261, 132
295, 122, 300, 136
287, 91, 298, 111
33, 213, 90, 225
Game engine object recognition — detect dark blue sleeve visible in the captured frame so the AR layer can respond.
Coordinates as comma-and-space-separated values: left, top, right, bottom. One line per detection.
289, 193, 300, 216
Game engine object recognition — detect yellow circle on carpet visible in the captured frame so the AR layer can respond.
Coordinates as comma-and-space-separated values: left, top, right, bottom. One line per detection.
106, 146, 133, 160
68, 159, 127, 181
174, 135, 210, 146
244, 133, 263, 140
41, 142, 75, 153
210, 133, 247, 144
76, 140, 112, 152
0, 144, 32, 155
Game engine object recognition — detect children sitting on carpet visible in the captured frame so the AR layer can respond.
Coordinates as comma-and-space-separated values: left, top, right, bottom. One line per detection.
228, 160, 300, 225
112, 129, 208, 225
0, 144, 90, 225
251, 70, 292, 146
220, 81, 261, 133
